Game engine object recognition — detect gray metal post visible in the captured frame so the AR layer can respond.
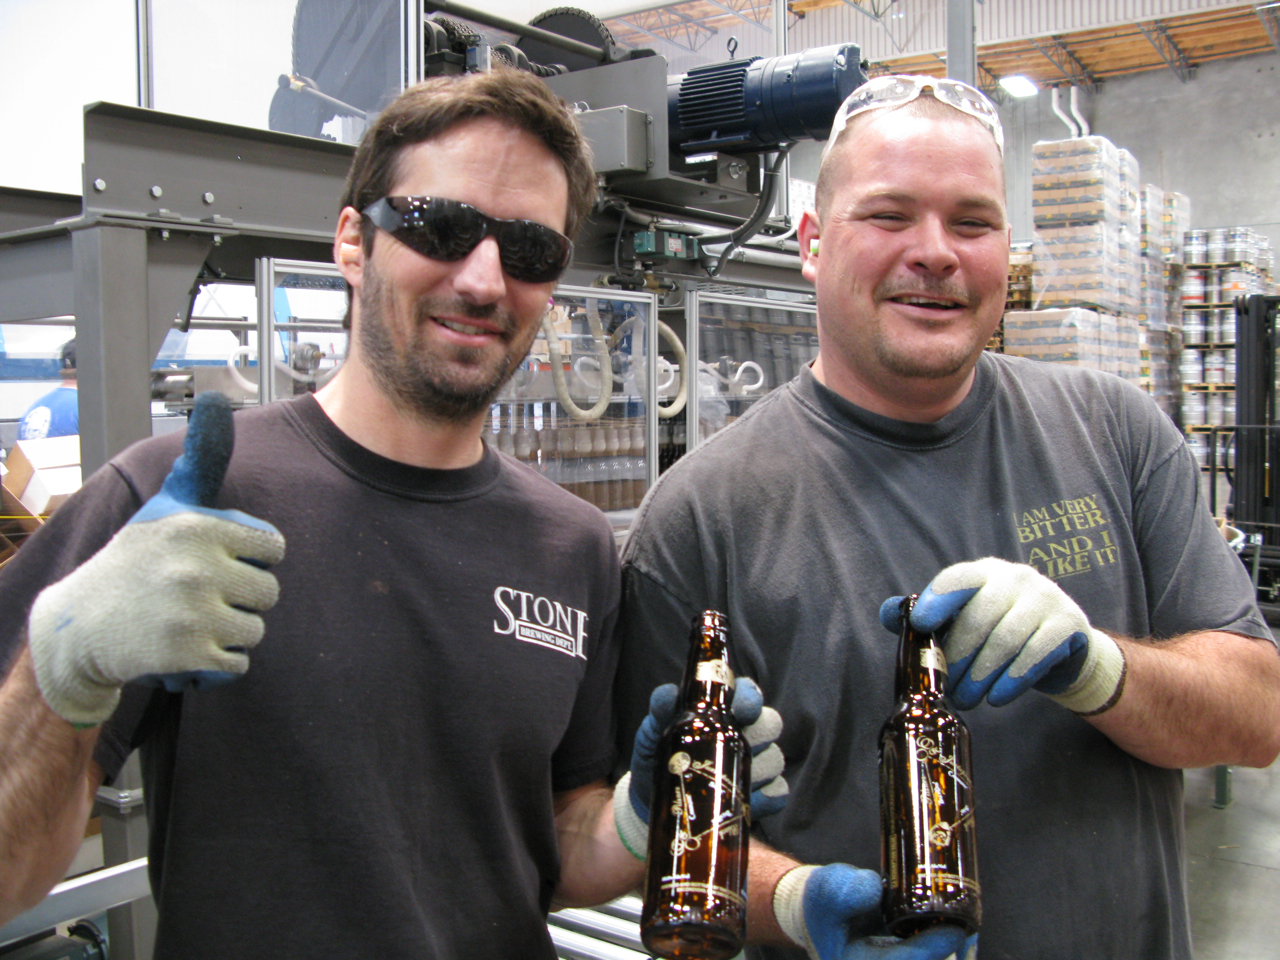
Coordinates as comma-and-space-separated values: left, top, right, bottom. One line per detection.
96, 754, 156, 960
256, 257, 277, 404
72, 226, 154, 477
946, 0, 977, 86
773, 0, 790, 228
401, 0, 423, 90
685, 289, 700, 451
135, 0, 154, 109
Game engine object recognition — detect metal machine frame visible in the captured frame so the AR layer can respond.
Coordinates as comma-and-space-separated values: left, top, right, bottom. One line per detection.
0, 103, 351, 474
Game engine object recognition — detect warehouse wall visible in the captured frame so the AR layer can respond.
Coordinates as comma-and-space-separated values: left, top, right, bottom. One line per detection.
1001, 51, 1280, 248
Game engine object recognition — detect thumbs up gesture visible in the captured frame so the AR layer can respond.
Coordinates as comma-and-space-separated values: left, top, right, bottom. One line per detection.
27, 393, 286, 727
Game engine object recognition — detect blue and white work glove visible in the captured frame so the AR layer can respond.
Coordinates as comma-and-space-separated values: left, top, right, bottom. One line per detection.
613, 676, 788, 859
881, 557, 1127, 714
774, 864, 975, 960
28, 392, 286, 727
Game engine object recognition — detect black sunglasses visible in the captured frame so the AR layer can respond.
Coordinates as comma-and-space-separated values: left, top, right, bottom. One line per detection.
362, 196, 573, 284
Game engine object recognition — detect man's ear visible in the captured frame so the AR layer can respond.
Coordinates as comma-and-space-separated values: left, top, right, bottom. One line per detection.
334, 206, 366, 288
798, 209, 821, 285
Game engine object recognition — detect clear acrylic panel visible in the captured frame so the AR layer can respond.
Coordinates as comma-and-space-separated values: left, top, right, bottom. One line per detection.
492, 285, 658, 517
151, 260, 347, 412
689, 290, 817, 446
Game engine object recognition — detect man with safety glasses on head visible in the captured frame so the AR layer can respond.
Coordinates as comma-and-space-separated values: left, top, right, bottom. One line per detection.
0, 68, 796, 958
614, 75, 1280, 960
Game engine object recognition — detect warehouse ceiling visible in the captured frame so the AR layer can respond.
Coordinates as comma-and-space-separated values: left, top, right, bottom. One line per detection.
602, 1, 1280, 94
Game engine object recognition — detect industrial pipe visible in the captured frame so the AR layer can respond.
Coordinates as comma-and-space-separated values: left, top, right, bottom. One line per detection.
1050, 87, 1080, 138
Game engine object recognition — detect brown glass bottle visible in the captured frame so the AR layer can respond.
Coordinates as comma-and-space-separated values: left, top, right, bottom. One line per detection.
640, 611, 751, 960
879, 595, 981, 938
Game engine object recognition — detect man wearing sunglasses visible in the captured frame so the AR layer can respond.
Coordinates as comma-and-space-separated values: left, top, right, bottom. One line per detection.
615, 75, 1280, 960
0, 69, 663, 957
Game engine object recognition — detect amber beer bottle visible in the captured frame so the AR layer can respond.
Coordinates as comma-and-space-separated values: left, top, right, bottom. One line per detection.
879, 595, 981, 937
640, 611, 751, 959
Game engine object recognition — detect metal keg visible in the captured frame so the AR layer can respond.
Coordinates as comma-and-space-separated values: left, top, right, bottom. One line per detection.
1207, 227, 1229, 264
1206, 392, 1224, 427
1181, 270, 1206, 305
1203, 349, 1225, 385
1218, 308, 1237, 344
1225, 226, 1254, 264
1179, 349, 1204, 384
1183, 390, 1206, 425
1183, 312, 1206, 344
1185, 229, 1208, 264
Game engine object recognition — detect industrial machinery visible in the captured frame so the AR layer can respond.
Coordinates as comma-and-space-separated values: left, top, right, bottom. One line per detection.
264, 0, 865, 468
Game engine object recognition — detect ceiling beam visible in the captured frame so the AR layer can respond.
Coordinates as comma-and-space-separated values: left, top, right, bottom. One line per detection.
836, 0, 894, 23
1137, 19, 1196, 82
614, 7, 717, 52
1255, 2, 1280, 52
1029, 36, 1100, 92
976, 61, 1008, 105
702, 0, 772, 33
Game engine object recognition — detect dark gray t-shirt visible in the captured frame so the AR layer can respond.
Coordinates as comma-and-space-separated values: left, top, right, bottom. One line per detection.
615, 353, 1272, 960
0, 394, 622, 960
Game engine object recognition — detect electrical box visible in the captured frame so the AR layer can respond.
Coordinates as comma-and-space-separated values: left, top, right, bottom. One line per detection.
632, 230, 699, 260
576, 105, 650, 175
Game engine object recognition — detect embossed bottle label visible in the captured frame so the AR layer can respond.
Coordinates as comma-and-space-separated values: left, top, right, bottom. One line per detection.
696, 658, 733, 686
919, 647, 947, 675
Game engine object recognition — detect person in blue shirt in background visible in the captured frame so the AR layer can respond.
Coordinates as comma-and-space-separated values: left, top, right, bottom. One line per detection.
17, 340, 77, 440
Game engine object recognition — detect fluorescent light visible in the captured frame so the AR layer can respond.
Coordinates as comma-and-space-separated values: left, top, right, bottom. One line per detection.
999, 75, 1039, 98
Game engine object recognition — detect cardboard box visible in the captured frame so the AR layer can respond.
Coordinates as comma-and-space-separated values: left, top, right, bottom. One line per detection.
20, 464, 82, 516
5, 436, 80, 496
0, 482, 42, 568
4, 435, 81, 518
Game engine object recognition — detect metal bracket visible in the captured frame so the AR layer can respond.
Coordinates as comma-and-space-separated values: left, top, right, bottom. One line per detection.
95, 785, 145, 813
1137, 20, 1196, 84
1030, 36, 1100, 93
1257, 2, 1280, 53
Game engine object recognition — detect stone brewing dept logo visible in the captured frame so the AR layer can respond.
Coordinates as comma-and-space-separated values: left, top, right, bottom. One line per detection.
492, 586, 589, 658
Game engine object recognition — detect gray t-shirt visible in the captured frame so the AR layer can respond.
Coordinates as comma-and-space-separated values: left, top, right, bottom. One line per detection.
615, 352, 1272, 960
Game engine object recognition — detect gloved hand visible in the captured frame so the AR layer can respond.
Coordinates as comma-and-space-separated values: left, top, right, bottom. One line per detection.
774, 864, 974, 960
28, 392, 286, 727
880, 557, 1126, 714
613, 676, 788, 859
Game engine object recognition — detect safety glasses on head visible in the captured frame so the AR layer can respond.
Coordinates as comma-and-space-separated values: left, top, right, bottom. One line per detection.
823, 74, 1004, 158
362, 196, 574, 284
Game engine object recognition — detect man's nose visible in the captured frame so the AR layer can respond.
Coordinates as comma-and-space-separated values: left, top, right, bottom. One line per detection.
909, 216, 960, 275
451, 236, 508, 303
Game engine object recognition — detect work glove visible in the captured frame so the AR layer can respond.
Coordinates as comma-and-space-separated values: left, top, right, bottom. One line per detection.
28, 392, 286, 727
774, 864, 975, 960
614, 676, 788, 859
880, 557, 1127, 714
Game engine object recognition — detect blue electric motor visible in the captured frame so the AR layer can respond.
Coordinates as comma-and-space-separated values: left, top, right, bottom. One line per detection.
667, 43, 866, 155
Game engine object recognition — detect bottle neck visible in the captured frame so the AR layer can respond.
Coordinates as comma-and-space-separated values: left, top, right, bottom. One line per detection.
895, 595, 948, 700
681, 610, 734, 710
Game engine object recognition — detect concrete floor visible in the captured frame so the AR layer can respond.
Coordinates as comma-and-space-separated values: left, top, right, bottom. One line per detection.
1186, 760, 1280, 959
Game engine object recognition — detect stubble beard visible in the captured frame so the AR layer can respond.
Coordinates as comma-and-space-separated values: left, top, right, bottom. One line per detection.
357, 264, 539, 424
870, 276, 991, 381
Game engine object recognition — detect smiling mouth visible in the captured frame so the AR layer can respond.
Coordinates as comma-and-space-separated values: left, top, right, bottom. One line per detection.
888, 295, 966, 310
436, 317, 498, 337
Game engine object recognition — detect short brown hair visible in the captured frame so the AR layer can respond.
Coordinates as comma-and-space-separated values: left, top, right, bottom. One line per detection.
341, 68, 596, 246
